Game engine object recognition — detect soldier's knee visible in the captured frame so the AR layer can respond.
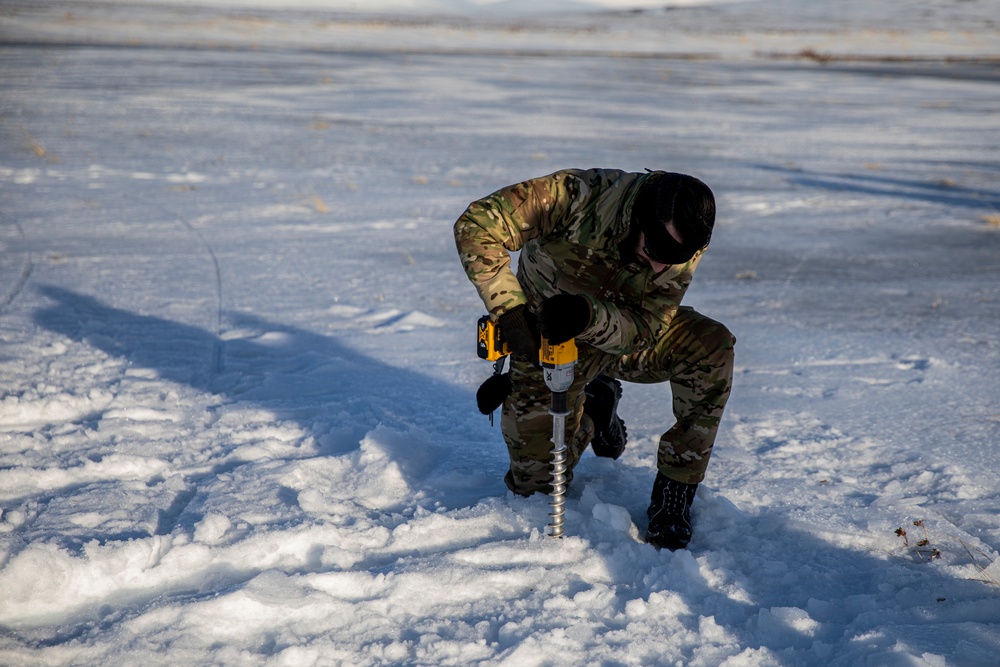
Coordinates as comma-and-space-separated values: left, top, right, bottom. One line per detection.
718, 324, 737, 358
504, 464, 574, 498
698, 318, 736, 360
504, 469, 541, 497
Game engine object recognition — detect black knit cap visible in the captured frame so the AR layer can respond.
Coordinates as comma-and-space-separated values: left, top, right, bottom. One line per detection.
632, 172, 716, 265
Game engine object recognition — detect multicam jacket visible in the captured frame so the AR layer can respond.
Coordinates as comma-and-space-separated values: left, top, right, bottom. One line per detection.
454, 168, 703, 356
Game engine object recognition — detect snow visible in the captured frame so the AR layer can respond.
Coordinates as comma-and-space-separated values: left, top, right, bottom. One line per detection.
2, 0, 999, 664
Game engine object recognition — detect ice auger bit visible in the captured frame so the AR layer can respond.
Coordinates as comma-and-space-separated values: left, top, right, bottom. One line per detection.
477, 316, 578, 538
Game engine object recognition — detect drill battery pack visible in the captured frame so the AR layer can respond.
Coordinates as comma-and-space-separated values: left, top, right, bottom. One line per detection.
477, 315, 509, 361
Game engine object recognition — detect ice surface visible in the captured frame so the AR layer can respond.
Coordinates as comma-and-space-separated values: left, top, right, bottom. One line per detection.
1, 0, 999, 665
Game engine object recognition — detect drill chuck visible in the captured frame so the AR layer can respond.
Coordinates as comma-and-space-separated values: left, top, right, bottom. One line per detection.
541, 338, 577, 395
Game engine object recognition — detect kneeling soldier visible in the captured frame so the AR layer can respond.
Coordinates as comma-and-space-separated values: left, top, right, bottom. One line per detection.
455, 168, 735, 550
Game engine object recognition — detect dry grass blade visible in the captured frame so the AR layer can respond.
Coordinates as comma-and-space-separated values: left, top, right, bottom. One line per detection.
959, 539, 1000, 588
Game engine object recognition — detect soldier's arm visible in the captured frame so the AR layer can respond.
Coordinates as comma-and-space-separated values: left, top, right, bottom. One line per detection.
579, 252, 702, 355
453, 171, 578, 317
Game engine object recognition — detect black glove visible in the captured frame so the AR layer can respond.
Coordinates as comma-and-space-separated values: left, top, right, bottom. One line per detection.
497, 305, 540, 359
476, 372, 512, 415
537, 294, 591, 345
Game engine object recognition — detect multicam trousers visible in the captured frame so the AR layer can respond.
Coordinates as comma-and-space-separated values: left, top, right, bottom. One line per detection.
500, 307, 735, 496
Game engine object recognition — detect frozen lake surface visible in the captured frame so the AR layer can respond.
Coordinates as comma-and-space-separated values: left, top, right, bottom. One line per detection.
1, 1, 999, 664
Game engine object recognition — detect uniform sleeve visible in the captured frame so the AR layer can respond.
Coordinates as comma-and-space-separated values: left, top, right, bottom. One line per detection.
453, 171, 579, 317
580, 252, 702, 355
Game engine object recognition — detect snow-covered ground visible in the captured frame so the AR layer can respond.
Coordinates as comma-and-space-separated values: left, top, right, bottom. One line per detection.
2, 0, 999, 664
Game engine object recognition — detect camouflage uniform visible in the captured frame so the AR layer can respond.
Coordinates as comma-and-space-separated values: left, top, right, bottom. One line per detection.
455, 168, 735, 495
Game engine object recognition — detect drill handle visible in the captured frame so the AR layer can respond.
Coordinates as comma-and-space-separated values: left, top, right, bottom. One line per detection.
540, 337, 578, 366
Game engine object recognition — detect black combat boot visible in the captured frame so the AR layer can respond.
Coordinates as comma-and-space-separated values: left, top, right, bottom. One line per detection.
583, 375, 628, 459
645, 472, 698, 550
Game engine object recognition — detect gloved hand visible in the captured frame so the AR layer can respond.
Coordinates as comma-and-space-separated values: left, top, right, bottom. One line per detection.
476, 372, 512, 415
497, 304, 540, 359
537, 293, 591, 345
